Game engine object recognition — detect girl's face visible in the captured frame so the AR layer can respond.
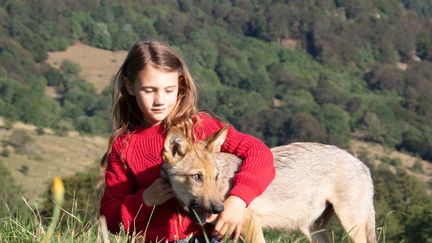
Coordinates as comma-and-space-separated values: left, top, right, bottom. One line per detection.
126, 65, 179, 126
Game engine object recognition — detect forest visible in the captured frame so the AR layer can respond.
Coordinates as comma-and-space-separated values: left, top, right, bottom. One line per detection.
0, 0, 432, 241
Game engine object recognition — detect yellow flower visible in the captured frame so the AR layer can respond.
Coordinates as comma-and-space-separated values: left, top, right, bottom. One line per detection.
52, 176, 65, 204
41, 176, 65, 243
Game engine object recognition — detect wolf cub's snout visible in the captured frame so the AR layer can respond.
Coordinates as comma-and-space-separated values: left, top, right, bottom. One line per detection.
211, 202, 224, 214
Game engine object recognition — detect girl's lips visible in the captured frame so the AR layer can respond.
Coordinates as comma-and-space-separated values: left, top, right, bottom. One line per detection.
151, 108, 166, 113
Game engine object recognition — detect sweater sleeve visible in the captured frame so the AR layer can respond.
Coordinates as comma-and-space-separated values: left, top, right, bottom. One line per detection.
196, 113, 275, 205
100, 137, 154, 234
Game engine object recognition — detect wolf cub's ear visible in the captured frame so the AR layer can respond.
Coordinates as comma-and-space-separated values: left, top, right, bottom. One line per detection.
164, 127, 191, 164
206, 125, 230, 153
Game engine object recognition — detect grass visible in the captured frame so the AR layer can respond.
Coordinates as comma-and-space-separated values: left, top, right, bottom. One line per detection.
0, 178, 390, 243
0, 208, 389, 243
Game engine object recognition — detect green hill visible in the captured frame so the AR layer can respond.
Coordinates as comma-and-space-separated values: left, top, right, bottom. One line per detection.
1, 0, 432, 160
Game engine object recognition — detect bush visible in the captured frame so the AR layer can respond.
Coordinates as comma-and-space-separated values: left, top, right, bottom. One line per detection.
412, 159, 424, 173
18, 165, 29, 176
36, 127, 45, 135
4, 119, 14, 130
390, 158, 402, 166
9, 129, 38, 155
1, 148, 10, 158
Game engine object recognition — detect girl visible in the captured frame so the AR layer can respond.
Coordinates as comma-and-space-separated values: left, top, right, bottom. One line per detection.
100, 40, 275, 242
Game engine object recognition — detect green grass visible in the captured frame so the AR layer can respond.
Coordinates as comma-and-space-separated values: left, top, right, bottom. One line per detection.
0, 198, 391, 243
0, 177, 394, 243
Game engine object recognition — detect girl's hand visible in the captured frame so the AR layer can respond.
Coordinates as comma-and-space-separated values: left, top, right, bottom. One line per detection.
142, 178, 175, 206
206, 195, 246, 242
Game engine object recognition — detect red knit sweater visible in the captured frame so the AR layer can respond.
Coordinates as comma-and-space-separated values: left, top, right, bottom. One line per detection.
100, 113, 275, 242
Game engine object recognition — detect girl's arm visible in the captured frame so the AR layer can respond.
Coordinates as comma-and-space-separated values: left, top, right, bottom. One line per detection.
100, 138, 155, 234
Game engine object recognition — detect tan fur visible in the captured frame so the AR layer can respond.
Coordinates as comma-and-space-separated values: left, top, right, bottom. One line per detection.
163, 127, 376, 243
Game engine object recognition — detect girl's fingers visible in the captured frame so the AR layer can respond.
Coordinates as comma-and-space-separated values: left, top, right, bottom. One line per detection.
213, 218, 224, 234
215, 223, 229, 240
233, 225, 241, 241
206, 214, 218, 223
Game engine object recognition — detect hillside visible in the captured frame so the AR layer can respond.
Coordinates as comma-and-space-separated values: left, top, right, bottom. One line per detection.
1, 0, 432, 162
0, 117, 106, 201
1, 1, 431, 163
46, 43, 432, 187
351, 139, 432, 190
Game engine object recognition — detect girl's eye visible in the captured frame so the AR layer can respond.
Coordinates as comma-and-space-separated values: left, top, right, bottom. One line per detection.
143, 89, 154, 93
166, 89, 175, 93
191, 174, 202, 181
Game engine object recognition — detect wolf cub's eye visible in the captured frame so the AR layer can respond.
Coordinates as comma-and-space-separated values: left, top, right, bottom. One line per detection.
215, 173, 219, 181
191, 173, 203, 181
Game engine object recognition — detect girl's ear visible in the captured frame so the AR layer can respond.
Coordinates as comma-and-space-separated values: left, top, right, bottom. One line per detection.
124, 78, 135, 96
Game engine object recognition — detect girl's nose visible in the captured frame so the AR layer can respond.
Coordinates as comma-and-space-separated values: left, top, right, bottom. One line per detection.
154, 91, 165, 105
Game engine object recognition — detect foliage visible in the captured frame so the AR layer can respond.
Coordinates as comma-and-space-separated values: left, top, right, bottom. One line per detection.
0, 0, 431, 159
316, 104, 351, 148
372, 164, 432, 242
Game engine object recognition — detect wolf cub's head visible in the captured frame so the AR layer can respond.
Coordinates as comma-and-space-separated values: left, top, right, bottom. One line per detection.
162, 125, 230, 225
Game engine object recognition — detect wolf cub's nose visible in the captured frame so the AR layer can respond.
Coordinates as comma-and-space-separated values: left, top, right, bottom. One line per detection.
211, 203, 224, 213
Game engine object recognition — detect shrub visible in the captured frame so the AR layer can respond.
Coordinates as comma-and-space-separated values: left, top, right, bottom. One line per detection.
1, 148, 10, 158
19, 165, 29, 176
9, 129, 38, 155
412, 159, 424, 173
36, 127, 45, 135
390, 158, 402, 166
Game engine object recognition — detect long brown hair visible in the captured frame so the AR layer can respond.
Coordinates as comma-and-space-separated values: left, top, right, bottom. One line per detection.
103, 40, 199, 164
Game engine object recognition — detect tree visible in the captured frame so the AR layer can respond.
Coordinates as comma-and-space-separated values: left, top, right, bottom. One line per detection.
236, 108, 289, 147
313, 76, 349, 105
316, 104, 351, 148
113, 23, 138, 50
364, 64, 404, 93
89, 22, 112, 49
399, 126, 429, 158
360, 112, 386, 143
283, 112, 325, 144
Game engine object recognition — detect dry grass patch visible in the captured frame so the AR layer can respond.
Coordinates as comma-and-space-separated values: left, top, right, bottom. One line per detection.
350, 139, 432, 184
0, 118, 106, 202
46, 42, 127, 93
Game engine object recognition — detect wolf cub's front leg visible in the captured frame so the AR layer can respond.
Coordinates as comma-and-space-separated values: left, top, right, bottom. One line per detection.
241, 210, 266, 243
